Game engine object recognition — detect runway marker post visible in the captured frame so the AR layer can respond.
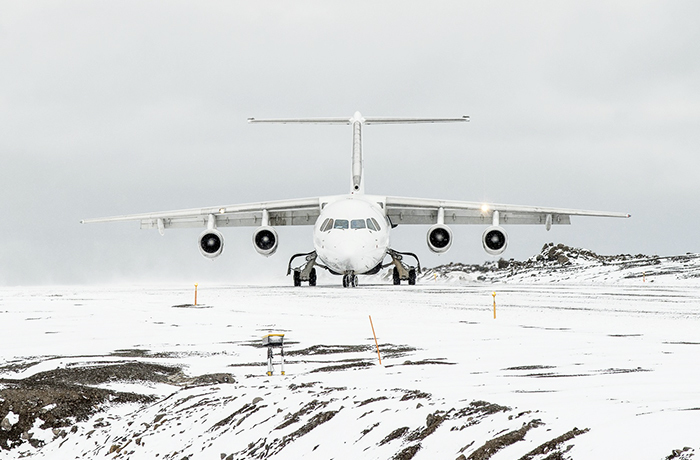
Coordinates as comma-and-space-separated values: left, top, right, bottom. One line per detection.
194, 283, 198, 306
492, 291, 497, 319
369, 315, 382, 365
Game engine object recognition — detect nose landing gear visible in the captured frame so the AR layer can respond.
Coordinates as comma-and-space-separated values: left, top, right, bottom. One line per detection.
342, 273, 358, 288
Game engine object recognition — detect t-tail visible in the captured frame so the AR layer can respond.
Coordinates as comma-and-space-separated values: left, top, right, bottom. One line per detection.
248, 112, 469, 194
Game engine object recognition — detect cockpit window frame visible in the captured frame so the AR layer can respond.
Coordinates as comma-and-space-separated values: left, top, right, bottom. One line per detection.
366, 218, 377, 231
351, 219, 366, 230
333, 219, 349, 230
321, 218, 334, 232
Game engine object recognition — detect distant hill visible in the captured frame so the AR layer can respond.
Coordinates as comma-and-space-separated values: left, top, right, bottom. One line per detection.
419, 243, 700, 285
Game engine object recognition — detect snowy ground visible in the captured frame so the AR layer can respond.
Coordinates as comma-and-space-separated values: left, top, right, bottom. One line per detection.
2, 259, 700, 459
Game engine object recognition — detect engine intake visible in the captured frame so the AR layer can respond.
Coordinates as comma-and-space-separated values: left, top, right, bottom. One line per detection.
198, 229, 224, 259
482, 226, 508, 256
253, 226, 278, 257
427, 224, 453, 253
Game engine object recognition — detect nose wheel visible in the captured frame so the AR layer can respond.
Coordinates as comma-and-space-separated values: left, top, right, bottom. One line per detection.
342, 274, 358, 288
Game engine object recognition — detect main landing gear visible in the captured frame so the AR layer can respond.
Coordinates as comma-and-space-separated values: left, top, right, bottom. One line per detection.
287, 248, 421, 288
387, 249, 420, 286
287, 251, 321, 287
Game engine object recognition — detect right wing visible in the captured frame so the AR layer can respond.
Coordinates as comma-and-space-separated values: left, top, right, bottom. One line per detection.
81, 197, 322, 232
385, 196, 630, 226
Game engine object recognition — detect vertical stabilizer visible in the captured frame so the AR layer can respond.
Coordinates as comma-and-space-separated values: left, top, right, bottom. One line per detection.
350, 111, 365, 194
248, 112, 469, 195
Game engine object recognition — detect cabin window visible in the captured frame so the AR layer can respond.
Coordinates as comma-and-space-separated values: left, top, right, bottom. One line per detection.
333, 219, 349, 230
371, 218, 381, 231
366, 218, 377, 231
351, 219, 366, 229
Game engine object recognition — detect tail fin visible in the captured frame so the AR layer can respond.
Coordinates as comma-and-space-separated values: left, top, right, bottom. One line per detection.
248, 112, 469, 194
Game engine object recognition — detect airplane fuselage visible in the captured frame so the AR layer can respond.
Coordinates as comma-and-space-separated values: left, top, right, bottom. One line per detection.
314, 195, 390, 275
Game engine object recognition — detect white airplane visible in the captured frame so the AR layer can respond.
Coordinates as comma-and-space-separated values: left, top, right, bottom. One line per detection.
82, 112, 630, 287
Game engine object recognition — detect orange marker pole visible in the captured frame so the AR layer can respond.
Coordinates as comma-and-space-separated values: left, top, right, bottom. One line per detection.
194, 283, 198, 306
369, 315, 382, 365
492, 291, 496, 319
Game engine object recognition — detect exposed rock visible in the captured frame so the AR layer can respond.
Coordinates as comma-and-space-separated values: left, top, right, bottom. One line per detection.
665, 446, 695, 460
380, 426, 409, 445
1, 415, 14, 431
518, 427, 590, 460
466, 419, 543, 460
393, 444, 421, 460
422, 242, 700, 283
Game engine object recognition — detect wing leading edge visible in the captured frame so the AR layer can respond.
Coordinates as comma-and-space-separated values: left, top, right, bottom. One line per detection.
81, 197, 322, 231
385, 196, 630, 227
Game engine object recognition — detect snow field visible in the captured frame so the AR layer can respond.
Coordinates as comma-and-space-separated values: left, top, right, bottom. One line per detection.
1, 281, 699, 459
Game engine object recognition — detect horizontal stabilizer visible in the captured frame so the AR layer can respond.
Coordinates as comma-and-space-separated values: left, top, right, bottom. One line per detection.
248, 115, 469, 125
248, 117, 350, 125
364, 116, 469, 125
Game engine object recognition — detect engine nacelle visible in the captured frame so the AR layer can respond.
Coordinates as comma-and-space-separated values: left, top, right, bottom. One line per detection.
253, 226, 278, 257
427, 224, 453, 253
198, 229, 224, 259
482, 226, 508, 256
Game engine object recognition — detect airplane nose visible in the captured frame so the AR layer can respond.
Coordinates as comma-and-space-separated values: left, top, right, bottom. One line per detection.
335, 240, 363, 259
327, 237, 371, 272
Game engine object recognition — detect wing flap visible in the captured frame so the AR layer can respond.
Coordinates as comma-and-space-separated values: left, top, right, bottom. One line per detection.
386, 208, 572, 225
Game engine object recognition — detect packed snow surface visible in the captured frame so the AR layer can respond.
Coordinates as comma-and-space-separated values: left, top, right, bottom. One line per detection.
1, 249, 700, 459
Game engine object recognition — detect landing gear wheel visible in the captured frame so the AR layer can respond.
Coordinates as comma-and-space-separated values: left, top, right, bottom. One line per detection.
393, 267, 401, 285
309, 268, 317, 286
293, 270, 301, 287
408, 268, 416, 285
342, 274, 358, 288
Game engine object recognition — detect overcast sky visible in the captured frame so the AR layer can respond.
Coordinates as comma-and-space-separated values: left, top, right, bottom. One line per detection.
1, 1, 699, 286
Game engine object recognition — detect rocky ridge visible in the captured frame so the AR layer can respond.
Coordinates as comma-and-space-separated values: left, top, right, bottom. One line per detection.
421, 243, 700, 284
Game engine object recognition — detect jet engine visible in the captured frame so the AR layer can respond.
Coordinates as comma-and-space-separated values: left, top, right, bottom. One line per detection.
482, 226, 508, 256
427, 224, 453, 253
253, 226, 278, 257
198, 229, 224, 259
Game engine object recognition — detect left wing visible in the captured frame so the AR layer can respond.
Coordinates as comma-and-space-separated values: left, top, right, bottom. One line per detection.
385, 196, 630, 227
81, 197, 322, 232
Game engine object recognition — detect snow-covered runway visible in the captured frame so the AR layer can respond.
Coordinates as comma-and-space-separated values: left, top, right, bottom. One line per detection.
1, 281, 699, 459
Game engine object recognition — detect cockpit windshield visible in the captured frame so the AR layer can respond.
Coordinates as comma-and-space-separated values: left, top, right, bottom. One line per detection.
328, 218, 379, 231
351, 219, 366, 230
333, 219, 349, 230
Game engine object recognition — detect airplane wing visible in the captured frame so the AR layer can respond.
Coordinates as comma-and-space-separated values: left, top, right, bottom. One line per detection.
385, 196, 630, 227
81, 197, 322, 233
